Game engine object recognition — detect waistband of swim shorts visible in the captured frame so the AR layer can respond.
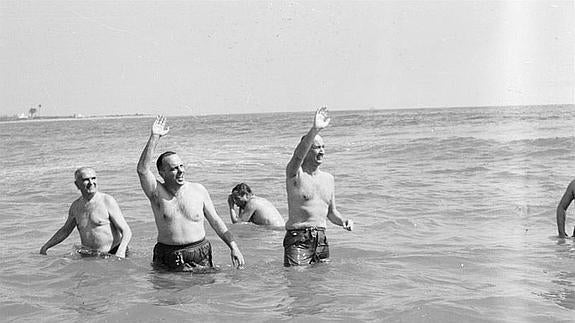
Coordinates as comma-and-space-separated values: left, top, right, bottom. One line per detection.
156, 238, 207, 250
286, 226, 326, 232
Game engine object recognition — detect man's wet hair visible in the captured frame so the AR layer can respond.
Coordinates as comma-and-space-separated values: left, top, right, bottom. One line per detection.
156, 151, 177, 172
232, 183, 252, 196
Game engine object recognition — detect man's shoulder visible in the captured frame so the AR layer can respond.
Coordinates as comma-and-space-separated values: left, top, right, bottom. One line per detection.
99, 192, 120, 206
185, 182, 209, 196
249, 196, 268, 207
70, 197, 83, 210
99, 192, 114, 199
317, 170, 334, 182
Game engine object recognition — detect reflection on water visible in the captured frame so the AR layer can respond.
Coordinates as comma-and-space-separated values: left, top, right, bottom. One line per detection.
538, 240, 575, 310
148, 270, 217, 291
147, 269, 217, 306
280, 264, 336, 318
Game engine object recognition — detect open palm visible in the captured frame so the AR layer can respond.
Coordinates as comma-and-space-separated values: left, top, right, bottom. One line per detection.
152, 115, 170, 136
313, 107, 330, 130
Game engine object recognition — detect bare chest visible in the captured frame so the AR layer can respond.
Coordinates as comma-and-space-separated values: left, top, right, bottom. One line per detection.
157, 190, 203, 223
74, 204, 110, 229
289, 173, 332, 202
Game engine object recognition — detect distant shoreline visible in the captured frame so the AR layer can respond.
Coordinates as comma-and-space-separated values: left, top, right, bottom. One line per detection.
0, 114, 154, 124
1, 104, 572, 123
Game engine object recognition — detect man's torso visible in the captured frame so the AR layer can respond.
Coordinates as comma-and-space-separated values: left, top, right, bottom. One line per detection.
72, 193, 119, 251
152, 182, 206, 245
285, 169, 334, 230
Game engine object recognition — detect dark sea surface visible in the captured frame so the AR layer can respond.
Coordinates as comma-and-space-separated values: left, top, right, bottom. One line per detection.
0, 105, 574, 322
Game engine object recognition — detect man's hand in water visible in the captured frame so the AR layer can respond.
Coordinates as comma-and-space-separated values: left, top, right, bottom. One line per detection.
313, 107, 330, 130
343, 219, 353, 231
152, 115, 170, 137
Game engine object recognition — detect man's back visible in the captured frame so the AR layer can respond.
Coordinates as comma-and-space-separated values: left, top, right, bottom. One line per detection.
248, 196, 285, 227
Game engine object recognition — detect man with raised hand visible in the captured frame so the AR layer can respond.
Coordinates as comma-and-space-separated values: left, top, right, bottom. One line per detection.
284, 107, 353, 266
40, 167, 132, 258
137, 115, 244, 271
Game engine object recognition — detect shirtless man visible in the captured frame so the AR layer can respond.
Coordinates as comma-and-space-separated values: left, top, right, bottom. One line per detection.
556, 179, 575, 238
40, 167, 132, 258
137, 116, 244, 271
283, 107, 353, 266
228, 183, 285, 227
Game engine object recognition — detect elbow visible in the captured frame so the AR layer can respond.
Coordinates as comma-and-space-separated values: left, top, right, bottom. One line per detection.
136, 166, 147, 176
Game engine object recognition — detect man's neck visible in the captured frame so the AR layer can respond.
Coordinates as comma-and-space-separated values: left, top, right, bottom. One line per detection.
164, 181, 185, 196
302, 163, 320, 175
81, 191, 98, 202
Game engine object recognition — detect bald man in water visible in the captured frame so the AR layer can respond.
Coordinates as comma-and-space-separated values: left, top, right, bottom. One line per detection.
557, 179, 575, 238
283, 107, 353, 266
40, 167, 132, 258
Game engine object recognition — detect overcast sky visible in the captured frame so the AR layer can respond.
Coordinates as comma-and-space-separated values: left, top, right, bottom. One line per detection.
1, 0, 573, 116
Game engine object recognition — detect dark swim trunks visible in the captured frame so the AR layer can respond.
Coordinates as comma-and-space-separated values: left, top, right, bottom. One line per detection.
109, 244, 120, 255
153, 239, 213, 271
283, 227, 329, 267
77, 245, 128, 257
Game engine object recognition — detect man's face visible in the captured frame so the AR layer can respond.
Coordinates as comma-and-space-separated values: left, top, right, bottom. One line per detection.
232, 192, 249, 208
75, 168, 98, 195
160, 154, 186, 185
305, 135, 325, 165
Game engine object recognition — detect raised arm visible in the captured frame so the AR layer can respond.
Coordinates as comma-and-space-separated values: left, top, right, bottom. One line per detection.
556, 180, 575, 238
105, 195, 132, 258
137, 115, 169, 200
327, 181, 353, 231
203, 187, 245, 268
40, 208, 76, 254
286, 107, 330, 178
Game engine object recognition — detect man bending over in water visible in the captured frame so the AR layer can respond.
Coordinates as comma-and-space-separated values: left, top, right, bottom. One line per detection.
137, 116, 244, 271
284, 107, 353, 266
228, 183, 285, 227
557, 179, 575, 238
40, 167, 132, 258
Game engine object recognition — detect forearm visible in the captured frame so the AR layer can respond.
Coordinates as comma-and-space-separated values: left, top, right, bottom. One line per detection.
41, 230, 69, 252
327, 210, 346, 226
137, 135, 160, 173
217, 228, 237, 250
557, 207, 567, 236
229, 207, 240, 224
295, 127, 321, 158
115, 228, 132, 257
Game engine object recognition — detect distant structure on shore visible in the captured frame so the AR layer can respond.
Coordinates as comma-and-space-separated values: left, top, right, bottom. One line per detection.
28, 104, 41, 119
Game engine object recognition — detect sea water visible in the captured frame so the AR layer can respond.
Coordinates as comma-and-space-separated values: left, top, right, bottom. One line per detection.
0, 105, 574, 322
